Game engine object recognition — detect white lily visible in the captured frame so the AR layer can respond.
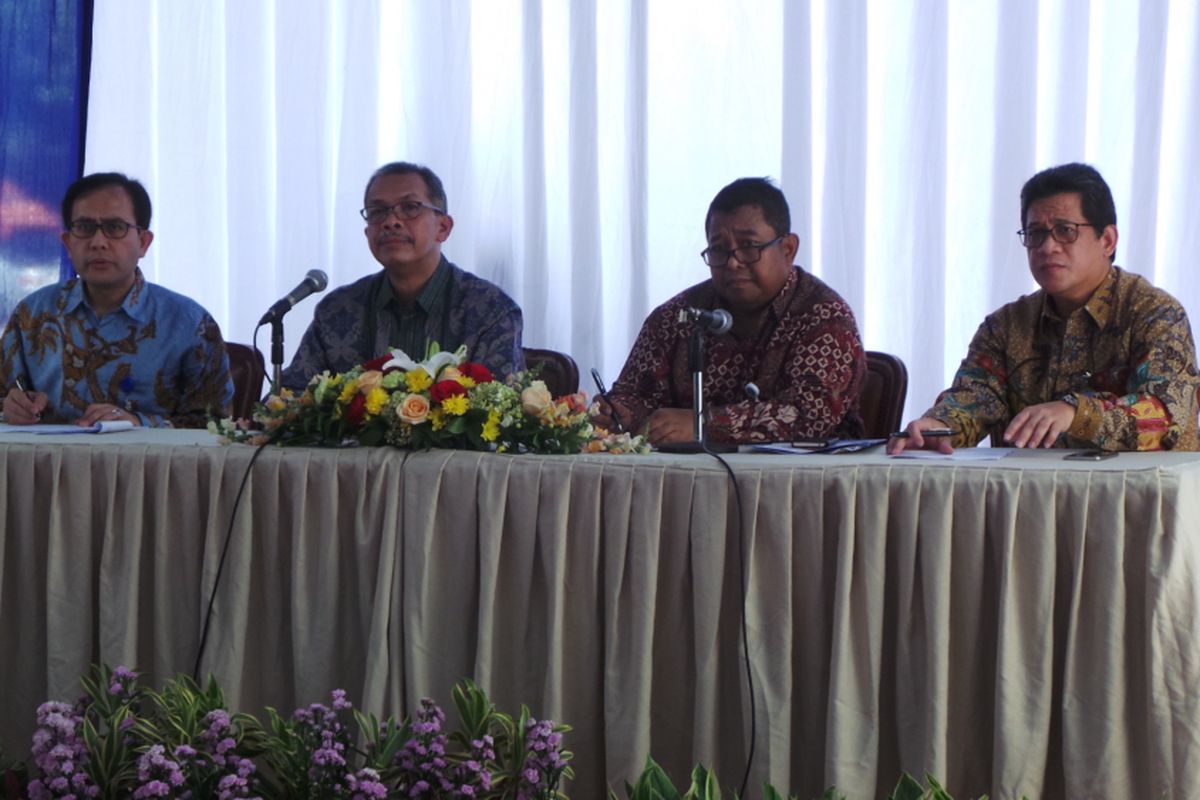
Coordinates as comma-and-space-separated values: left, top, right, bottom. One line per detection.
381, 344, 467, 376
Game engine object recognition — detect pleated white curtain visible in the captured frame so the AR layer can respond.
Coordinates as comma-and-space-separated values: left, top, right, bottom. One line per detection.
85, 0, 1200, 423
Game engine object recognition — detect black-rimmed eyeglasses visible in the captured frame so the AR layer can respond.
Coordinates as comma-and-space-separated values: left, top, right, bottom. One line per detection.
360, 200, 445, 225
67, 219, 142, 239
1017, 221, 1096, 249
700, 235, 784, 268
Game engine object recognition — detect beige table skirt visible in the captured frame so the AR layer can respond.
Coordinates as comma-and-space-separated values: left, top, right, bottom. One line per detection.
2, 440, 1198, 798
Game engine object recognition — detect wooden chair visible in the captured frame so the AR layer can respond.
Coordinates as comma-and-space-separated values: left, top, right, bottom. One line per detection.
226, 342, 267, 419
860, 351, 908, 438
522, 347, 580, 398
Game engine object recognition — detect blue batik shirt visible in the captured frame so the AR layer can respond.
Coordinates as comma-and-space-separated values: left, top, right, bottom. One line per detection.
0, 268, 233, 428
281, 257, 525, 390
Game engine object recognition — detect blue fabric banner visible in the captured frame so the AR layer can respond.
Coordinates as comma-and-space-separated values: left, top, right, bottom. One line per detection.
0, 0, 92, 322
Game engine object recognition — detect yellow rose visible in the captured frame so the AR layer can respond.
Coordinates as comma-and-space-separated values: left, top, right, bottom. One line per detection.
521, 381, 553, 416
398, 393, 431, 424
265, 394, 287, 412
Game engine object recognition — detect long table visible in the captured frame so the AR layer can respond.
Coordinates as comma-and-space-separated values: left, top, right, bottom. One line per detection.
2, 433, 1198, 798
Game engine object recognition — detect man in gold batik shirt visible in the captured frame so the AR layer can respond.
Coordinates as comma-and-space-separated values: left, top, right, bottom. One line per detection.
890, 162, 1199, 454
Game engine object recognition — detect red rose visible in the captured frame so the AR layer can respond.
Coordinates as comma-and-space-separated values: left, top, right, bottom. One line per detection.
430, 380, 468, 402
346, 393, 367, 425
460, 362, 494, 384
363, 354, 392, 371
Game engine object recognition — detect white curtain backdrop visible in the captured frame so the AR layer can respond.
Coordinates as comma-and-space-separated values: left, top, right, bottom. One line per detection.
85, 0, 1200, 425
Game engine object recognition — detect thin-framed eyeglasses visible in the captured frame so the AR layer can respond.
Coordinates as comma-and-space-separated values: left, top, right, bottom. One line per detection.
1017, 221, 1096, 249
67, 219, 142, 240
360, 200, 445, 225
700, 235, 785, 268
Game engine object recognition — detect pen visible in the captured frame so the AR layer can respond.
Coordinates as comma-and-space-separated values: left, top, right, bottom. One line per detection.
889, 427, 954, 438
589, 368, 625, 433
13, 376, 42, 420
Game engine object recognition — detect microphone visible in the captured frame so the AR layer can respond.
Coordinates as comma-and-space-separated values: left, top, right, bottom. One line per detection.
679, 307, 733, 334
258, 269, 329, 325
744, 382, 761, 401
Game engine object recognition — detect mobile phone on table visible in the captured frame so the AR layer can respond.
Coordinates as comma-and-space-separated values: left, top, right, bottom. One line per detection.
1063, 449, 1117, 461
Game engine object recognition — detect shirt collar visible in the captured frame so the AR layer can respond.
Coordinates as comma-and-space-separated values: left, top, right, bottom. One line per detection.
1038, 265, 1118, 329
63, 268, 148, 321
374, 256, 452, 314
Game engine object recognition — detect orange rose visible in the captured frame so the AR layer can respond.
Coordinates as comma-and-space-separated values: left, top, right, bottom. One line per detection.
398, 393, 431, 424
357, 370, 384, 393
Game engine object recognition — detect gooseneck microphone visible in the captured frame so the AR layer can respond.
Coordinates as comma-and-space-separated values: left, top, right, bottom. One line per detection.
258, 269, 329, 325
680, 307, 733, 335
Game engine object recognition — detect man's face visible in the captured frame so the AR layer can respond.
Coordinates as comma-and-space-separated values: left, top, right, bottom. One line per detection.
363, 172, 453, 273
60, 185, 152, 298
705, 204, 797, 313
1024, 191, 1117, 314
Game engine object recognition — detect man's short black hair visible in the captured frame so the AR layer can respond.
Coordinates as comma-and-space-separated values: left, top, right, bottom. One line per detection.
1020, 162, 1117, 260
61, 172, 152, 229
364, 162, 448, 212
706, 177, 791, 238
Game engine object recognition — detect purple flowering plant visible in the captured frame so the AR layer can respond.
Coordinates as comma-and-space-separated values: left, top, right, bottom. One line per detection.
23, 666, 572, 799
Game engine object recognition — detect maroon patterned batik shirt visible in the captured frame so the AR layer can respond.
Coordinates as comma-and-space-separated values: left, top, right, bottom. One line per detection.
609, 267, 866, 443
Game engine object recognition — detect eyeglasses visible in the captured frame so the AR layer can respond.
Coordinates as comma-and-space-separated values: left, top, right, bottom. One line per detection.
67, 219, 142, 239
1017, 221, 1096, 249
360, 200, 444, 225
700, 235, 784, 268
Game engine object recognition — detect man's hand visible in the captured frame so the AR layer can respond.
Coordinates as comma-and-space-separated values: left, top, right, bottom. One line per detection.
590, 396, 632, 434
887, 417, 955, 455
77, 403, 140, 427
644, 408, 695, 445
1003, 400, 1075, 448
3, 387, 49, 424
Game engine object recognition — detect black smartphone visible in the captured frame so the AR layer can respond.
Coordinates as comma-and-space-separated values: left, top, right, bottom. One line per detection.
1063, 449, 1117, 461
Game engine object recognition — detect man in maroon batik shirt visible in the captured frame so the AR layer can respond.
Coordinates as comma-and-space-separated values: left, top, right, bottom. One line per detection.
596, 177, 866, 446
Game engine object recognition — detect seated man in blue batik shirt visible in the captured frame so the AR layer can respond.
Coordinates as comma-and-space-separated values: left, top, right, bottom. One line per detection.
0, 173, 233, 428
280, 161, 524, 390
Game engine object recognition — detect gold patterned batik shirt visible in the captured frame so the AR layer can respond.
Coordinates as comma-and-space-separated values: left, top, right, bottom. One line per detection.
925, 266, 1200, 450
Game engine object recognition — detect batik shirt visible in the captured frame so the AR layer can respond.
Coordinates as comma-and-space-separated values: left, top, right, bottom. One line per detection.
280, 257, 525, 390
925, 266, 1200, 450
608, 267, 866, 443
0, 269, 233, 428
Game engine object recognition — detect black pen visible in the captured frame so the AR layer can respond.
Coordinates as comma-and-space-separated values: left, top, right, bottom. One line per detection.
589, 368, 625, 433
889, 427, 954, 438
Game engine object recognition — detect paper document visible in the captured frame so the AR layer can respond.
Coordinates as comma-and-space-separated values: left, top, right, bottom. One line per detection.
890, 448, 1009, 461
0, 420, 136, 435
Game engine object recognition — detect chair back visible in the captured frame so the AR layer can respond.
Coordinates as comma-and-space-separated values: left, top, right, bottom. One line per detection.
226, 342, 267, 419
522, 347, 580, 398
860, 351, 908, 438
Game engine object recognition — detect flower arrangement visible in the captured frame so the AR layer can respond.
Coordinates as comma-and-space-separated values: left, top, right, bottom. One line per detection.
211, 344, 649, 456
18, 663, 572, 800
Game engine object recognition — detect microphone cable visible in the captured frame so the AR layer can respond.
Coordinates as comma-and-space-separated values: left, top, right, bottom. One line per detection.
192, 439, 270, 682
700, 441, 757, 798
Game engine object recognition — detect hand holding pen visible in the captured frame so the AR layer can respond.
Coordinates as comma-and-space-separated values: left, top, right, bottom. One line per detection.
589, 368, 627, 433
3, 377, 49, 425
886, 421, 955, 455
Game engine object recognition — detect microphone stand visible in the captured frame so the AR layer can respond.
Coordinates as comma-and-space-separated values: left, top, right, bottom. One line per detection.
658, 325, 737, 454
270, 319, 285, 395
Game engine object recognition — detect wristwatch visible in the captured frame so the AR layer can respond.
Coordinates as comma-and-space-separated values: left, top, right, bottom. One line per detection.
1060, 393, 1079, 408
